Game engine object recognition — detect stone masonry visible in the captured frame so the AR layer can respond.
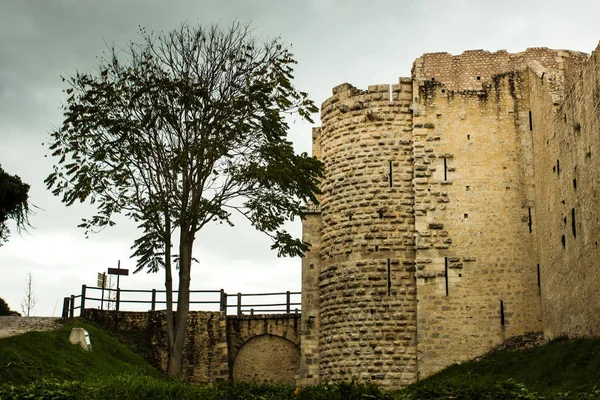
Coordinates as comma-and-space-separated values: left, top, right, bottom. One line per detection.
299, 43, 599, 388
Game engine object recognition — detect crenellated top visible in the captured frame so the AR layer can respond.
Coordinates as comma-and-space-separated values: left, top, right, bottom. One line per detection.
320, 79, 413, 126
412, 47, 588, 94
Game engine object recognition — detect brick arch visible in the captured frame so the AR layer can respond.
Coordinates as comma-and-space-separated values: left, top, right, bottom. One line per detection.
232, 334, 300, 384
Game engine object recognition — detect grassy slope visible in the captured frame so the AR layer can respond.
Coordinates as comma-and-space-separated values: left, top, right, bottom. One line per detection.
2, 320, 600, 399
0, 318, 160, 385
405, 337, 600, 397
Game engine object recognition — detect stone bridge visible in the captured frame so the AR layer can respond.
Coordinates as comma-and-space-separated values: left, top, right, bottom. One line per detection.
82, 309, 301, 384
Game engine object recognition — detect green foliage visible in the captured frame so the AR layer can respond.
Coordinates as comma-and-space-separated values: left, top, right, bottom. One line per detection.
405, 337, 600, 397
396, 379, 544, 399
0, 319, 160, 385
0, 164, 30, 246
297, 381, 394, 399
44, 21, 323, 273
0, 297, 19, 315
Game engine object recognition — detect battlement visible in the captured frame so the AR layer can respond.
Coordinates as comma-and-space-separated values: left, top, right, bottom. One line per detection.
412, 47, 588, 92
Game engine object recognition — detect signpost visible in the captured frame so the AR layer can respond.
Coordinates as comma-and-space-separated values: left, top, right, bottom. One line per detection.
107, 260, 129, 311
97, 272, 106, 310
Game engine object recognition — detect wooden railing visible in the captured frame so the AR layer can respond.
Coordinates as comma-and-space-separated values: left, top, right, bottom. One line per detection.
62, 285, 301, 319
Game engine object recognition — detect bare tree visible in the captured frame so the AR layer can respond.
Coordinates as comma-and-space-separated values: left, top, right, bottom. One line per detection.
21, 271, 37, 317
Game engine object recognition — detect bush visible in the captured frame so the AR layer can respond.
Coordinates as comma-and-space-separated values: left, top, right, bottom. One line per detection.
0, 297, 19, 316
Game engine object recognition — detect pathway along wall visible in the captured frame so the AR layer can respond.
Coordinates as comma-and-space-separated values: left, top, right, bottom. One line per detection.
314, 81, 418, 387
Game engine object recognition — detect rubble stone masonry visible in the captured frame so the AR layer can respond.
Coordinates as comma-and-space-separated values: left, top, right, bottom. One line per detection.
300, 44, 597, 388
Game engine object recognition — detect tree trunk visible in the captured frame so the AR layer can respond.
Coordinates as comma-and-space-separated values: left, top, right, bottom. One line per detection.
166, 228, 194, 378
164, 216, 174, 351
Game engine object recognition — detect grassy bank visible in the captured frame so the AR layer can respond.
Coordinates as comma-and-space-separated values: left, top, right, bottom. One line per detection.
404, 336, 600, 398
0, 318, 160, 385
2, 320, 600, 399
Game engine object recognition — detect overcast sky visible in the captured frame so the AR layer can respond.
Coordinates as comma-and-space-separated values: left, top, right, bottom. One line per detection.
1, 0, 599, 316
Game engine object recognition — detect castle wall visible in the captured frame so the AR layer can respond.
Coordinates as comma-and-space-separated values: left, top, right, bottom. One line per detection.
300, 44, 596, 388
315, 81, 417, 388
297, 208, 322, 386
83, 309, 229, 383
529, 44, 600, 339
409, 69, 543, 377
415, 48, 586, 92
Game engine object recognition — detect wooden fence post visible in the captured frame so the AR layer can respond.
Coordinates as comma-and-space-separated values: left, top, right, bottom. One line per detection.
116, 287, 121, 311
237, 292, 242, 317
286, 291, 291, 314
151, 289, 156, 311
69, 295, 75, 318
80, 285, 86, 312
62, 297, 70, 320
219, 289, 226, 313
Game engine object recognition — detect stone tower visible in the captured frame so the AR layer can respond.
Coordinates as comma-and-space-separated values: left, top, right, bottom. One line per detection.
298, 44, 599, 388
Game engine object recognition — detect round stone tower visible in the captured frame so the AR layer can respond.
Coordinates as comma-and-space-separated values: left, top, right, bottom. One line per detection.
315, 80, 417, 387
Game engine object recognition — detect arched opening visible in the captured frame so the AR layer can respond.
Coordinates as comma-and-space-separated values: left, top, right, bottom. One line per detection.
233, 334, 300, 385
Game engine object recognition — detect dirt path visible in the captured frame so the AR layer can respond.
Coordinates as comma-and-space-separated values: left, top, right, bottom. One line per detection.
0, 316, 62, 339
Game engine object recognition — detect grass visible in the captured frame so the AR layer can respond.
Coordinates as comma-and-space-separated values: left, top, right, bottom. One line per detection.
405, 336, 600, 398
2, 321, 600, 399
0, 318, 160, 385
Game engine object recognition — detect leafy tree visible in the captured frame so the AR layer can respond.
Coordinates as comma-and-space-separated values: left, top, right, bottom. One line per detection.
45, 22, 322, 377
0, 297, 19, 316
0, 165, 30, 245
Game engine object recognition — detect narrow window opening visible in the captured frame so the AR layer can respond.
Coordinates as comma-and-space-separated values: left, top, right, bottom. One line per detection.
477, 76, 481, 80
537, 264, 541, 289
561, 235, 566, 249
348, 214, 353, 221
388, 161, 393, 188
557, 160, 560, 175
529, 111, 533, 131
466, 185, 470, 191
573, 178, 577, 189
500, 300, 505, 326
387, 259, 391, 296
443, 158, 448, 181
572, 208, 576, 238
528, 208, 532, 233
467, 134, 471, 140
375, 245, 379, 252
444, 257, 449, 297
379, 210, 384, 219
464, 213, 469, 219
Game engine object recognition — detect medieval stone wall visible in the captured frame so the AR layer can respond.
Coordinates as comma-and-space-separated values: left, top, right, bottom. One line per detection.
297, 207, 322, 386
529, 44, 600, 339
300, 43, 597, 388
410, 68, 543, 378
314, 81, 418, 387
83, 309, 230, 383
414, 48, 587, 92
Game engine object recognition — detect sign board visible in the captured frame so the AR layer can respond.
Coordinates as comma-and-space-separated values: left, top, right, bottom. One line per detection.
107, 268, 129, 276
97, 273, 106, 288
